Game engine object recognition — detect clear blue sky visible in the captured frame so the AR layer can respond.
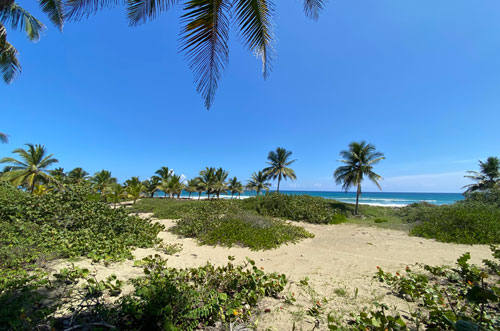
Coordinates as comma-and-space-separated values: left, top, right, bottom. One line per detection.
2, 0, 499, 192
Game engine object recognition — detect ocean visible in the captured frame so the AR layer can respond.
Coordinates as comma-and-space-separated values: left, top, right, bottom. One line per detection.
163, 191, 464, 207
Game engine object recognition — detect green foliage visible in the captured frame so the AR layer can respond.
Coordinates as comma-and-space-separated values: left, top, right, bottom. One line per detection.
116, 256, 287, 330
171, 206, 313, 250
242, 193, 345, 224
374, 249, 500, 330
328, 303, 407, 330
465, 186, 500, 207
373, 218, 388, 223
0, 183, 163, 271
397, 201, 438, 223
409, 202, 500, 244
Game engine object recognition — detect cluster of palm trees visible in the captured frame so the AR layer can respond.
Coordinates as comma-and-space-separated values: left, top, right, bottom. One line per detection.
0, 144, 300, 202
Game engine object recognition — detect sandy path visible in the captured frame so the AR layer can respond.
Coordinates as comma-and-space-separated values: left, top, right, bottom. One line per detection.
55, 216, 493, 330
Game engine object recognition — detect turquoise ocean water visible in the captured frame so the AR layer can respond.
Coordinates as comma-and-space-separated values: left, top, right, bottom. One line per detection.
165, 191, 463, 206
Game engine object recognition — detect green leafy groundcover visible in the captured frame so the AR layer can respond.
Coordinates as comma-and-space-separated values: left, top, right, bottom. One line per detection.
242, 193, 347, 224
402, 201, 500, 244
0, 183, 163, 272
170, 200, 314, 250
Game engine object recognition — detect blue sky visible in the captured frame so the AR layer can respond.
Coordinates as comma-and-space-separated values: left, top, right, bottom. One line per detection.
2, 0, 499, 192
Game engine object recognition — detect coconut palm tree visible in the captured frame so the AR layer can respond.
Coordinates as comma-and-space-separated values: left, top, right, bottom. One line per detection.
67, 167, 89, 184
463, 157, 500, 193
246, 171, 271, 196
0, 132, 8, 143
62, 0, 326, 109
197, 167, 216, 199
185, 178, 199, 199
91, 169, 117, 194
334, 141, 385, 215
228, 176, 242, 199
0, 143, 59, 192
125, 177, 145, 204
155, 166, 173, 181
263, 147, 296, 193
213, 167, 229, 199
106, 183, 127, 207
1, 0, 63, 83
49, 167, 66, 182
143, 176, 161, 197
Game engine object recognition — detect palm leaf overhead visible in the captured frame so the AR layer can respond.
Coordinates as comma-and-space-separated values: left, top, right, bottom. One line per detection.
64, 0, 120, 20
0, 3, 45, 41
233, 0, 274, 78
126, 0, 176, 26
180, 0, 230, 109
0, 131, 7, 143
39, 0, 65, 30
303, 0, 325, 21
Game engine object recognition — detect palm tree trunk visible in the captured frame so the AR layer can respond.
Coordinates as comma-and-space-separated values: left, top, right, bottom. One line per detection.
198, 192, 201, 200
277, 174, 281, 193
355, 182, 361, 215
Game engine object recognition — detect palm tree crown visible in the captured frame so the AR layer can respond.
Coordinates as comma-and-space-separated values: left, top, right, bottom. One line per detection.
246, 170, 271, 195
463, 157, 500, 193
91, 169, 117, 194
263, 147, 296, 193
67, 167, 89, 184
333, 141, 385, 215
0, 143, 59, 192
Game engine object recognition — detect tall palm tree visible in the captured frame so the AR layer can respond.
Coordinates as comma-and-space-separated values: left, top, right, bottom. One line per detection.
0, 132, 8, 143
91, 169, 117, 194
62, 0, 326, 109
0, 143, 59, 192
213, 167, 229, 199
197, 167, 216, 199
143, 175, 161, 198
463, 157, 500, 193
246, 171, 271, 196
334, 141, 385, 215
1, 0, 63, 83
185, 178, 199, 199
263, 147, 296, 193
228, 176, 242, 199
106, 183, 127, 207
67, 167, 89, 184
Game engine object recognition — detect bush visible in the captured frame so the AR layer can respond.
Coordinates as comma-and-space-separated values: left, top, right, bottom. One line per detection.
374, 218, 388, 223
242, 193, 345, 224
464, 187, 500, 207
397, 202, 438, 224
171, 209, 314, 250
0, 183, 163, 272
410, 202, 500, 244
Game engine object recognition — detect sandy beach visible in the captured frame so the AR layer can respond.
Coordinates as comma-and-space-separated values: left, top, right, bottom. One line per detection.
51, 213, 493, 330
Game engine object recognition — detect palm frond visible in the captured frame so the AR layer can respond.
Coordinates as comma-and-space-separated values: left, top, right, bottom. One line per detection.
39, 0, 65, 30
233, 0, 274, 78
65, 0, 120, 21
126, 0, 177, 26
303, 0, 325, 21
0, 4, 45, 40
0, 23, 21, 83
180, 0, 230, 109
0, 132, 7, 143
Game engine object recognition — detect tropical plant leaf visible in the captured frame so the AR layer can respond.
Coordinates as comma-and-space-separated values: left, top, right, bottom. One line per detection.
126, 0, 177, 26
0, 3, 45, 40
39, 0, 65, 30
233, 0, 274, 78
180, 0, 230, 109
0, 23, 20, 83
65, 0, 120, 20
303, 0, 325, 21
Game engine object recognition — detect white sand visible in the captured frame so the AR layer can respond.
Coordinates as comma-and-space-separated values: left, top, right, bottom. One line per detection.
53, 215, 493, 330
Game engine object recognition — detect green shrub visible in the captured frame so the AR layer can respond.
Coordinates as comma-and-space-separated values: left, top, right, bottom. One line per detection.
397, 202, 438, 224
242, 193, 344, 224
0, 183, 163, 273
374, 218, 388, 223
464, 187, 500, 207
410, 202, 500, 244
171, 209, 313, 250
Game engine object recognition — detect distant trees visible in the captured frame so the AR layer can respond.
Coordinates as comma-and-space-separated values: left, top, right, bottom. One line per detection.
91, 170, 117, 194
464, 157, 500, 193
246, 171, 271, 195
334, 141, 385, 215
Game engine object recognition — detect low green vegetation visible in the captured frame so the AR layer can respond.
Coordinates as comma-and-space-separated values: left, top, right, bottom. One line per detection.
399, 189, 500, 244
